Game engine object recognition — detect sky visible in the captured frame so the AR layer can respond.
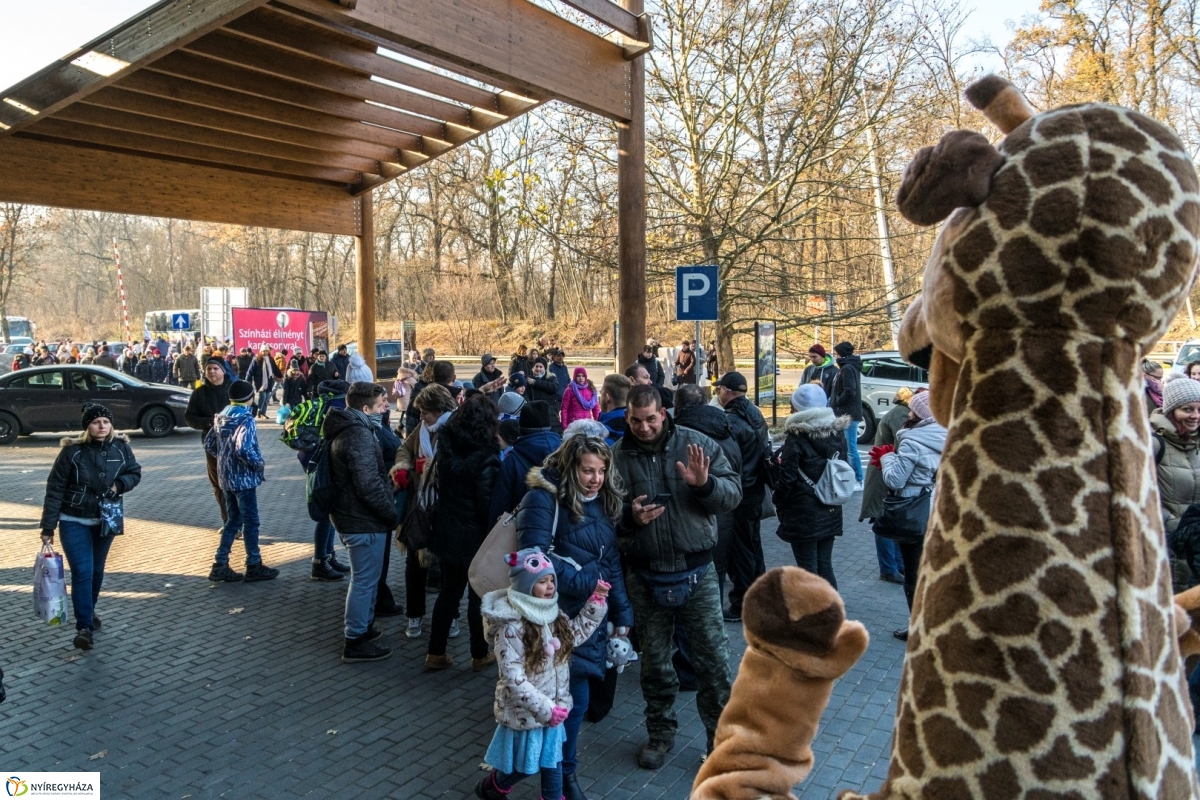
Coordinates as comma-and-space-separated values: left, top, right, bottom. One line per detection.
0, 0, 1049, 93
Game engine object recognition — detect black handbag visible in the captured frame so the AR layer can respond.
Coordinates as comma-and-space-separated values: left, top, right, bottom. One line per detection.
872, 487, 932, 542
399, 456, 438, 551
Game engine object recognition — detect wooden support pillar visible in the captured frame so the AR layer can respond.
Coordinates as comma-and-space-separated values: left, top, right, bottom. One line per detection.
617, 0, 646, 371
355, 189, 377, 377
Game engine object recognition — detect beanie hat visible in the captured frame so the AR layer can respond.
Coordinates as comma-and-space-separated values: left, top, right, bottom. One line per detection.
519, 400, 552, 433
808, 344, 827, 358
499, 419, 521, 446
790, 383, 827, 412
563, 419, 609, 441
204, 355, 225, 368
908, 390, 933, 421
81, 403, 113, 429
1163, 373, 1200, 415
509, 372, 527, 390
833, 341, 855, 358
481, 353, 496, 367
573, 367, 588, 380
497, 390, 527, 417
228, 379, 254, 403
507, 547, 556, 597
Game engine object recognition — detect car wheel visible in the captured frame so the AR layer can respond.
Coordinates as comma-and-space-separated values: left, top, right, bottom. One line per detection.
140, 406, 175, 438
0, 411, 17, 445
857, 405, 877, 446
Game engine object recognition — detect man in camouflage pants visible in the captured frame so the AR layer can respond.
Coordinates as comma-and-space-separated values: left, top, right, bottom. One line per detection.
612, 385, 741, 770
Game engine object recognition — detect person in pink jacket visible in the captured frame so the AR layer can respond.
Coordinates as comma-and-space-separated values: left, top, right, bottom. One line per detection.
560, 367, 600, 426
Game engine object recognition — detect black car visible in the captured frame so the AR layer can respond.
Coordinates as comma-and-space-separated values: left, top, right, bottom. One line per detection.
344, 340, 405, 380
0, 365, 191, 444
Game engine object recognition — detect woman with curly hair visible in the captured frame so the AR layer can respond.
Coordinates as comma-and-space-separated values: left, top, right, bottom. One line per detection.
426, 392, 501, 671
516, 434, 633, 800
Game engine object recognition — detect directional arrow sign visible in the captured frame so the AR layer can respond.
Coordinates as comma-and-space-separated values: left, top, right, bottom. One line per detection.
171, 312, 190, 330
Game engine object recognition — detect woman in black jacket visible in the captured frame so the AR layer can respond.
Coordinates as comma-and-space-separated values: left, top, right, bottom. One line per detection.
425, 393, 501, 671
526, 358, 559, 407
772, 385, 849, 589
39, 404, 142, 650
185, 358, 231, 523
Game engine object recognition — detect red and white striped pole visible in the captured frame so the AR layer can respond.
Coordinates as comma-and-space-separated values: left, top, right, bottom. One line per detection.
112, 238, 131, 346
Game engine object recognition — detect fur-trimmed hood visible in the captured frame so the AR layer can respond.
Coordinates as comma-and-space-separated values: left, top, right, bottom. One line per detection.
525, 465, 559, 494
481, 587, 525, 626
784, 409, 850, 437
60, 432, 130, 448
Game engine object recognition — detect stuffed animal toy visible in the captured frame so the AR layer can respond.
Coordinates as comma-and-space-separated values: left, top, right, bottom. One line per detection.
605, 634, 638, 674
694, 75, 1200, 799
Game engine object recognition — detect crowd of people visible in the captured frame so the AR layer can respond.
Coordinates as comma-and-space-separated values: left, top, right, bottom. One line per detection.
37, 332, 944, 797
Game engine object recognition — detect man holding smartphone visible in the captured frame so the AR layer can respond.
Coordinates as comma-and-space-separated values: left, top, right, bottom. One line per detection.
612, 384, 741, 770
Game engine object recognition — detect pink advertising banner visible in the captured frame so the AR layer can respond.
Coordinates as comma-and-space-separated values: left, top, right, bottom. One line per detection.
232, 308, 330, 354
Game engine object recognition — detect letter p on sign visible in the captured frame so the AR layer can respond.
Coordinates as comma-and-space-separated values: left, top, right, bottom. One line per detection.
675, 265, 719, 321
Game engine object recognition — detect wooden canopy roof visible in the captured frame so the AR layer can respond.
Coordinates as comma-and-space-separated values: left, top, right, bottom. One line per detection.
0, 0, 650, 236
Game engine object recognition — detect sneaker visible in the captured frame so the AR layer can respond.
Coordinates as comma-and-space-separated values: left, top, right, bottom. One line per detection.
638, 738, 674, 770
342, 636, 392, 663
244, 563, 280, 582
366, 625, 383, 642
472, 653, 496, 672
73, 629, 94, 651
425, 653, 453, 670
854, 481, 864, 492
879, 573, 904, 585
448, 618, 461, 638
893, 629, 909, 641
310, 559, 344, 582
91, 614, 101, 631
327, 554, 351, 574
405, 618, 423, 639
208, 562, 244, 582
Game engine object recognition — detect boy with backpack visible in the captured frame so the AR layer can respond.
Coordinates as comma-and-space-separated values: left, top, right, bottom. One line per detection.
283, 379, 352, 582
204, 380, 280, 583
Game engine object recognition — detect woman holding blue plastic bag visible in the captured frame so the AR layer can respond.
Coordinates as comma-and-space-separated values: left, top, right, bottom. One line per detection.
39, 404, 142, 650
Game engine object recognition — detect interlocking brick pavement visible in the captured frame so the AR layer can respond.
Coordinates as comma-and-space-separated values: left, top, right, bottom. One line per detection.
0, 425, 1052, 798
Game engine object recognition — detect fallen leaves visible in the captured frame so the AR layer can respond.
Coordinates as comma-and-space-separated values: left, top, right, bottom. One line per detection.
326, 729, 338, 735
228, 607, 244, 615
88, 750, 107, 761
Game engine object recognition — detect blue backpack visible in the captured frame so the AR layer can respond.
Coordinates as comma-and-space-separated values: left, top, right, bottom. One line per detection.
305, 438, 337, 522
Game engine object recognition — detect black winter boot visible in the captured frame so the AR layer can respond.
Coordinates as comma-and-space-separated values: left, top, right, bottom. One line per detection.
341, 635, 391, 663
310, 559, 344, 582
474, 772, 506, 800
563, 772, 588, 800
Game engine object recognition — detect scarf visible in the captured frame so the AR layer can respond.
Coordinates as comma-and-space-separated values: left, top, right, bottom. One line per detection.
1147, 376, 1164, 410
506, 590, 561, 625
570, 380, 598, 411
419, 411, 452, 460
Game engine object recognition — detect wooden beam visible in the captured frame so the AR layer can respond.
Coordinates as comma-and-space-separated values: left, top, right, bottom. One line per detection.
184, 31, 474, 128
113, 70, 424, 154
356, 190, 376, 373
26, 119, 364, 185
559, 0, 640, 38
149, 51, 449, 140
0, 0, 269, 134
54, 103, 392, 176
83, 87, 405, 166
617, 0, 646, 370
0, 136, 360, 235
276, 0, 633, 121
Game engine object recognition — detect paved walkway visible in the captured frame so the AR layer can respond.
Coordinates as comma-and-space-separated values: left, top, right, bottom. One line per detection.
0, 425, 915, 798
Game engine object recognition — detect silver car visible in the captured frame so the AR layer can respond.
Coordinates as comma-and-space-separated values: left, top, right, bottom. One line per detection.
855, 350, 930, 444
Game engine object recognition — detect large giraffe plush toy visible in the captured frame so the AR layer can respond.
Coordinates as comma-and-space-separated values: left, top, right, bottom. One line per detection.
694, 76, 1200, 799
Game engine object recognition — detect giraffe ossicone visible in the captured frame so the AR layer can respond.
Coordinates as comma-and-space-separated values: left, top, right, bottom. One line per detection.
694, 75, 1200, 800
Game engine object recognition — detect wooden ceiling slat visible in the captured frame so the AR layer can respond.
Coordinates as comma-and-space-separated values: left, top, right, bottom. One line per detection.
27, 118, 364, 185
558, 0, 640, 38
113, 70, 423, 154
276, 0, 632, 121
53, 103, 391, 176
0, 0, 269, 134
81, 88, 402, 167
184, 31, 474, 129
149, 51, 447, 140
229, 8, 501, 111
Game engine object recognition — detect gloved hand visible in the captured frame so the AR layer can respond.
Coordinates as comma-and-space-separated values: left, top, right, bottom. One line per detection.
868, 444, 894, 467
415, 457, 427, 475
548, 706, 570, 727
392, 468, 411, 490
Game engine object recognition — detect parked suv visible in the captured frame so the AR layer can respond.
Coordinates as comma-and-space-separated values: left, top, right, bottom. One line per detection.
1173, 340, 1200, 372
855, 350, 930, 444
344, 339, 405, 379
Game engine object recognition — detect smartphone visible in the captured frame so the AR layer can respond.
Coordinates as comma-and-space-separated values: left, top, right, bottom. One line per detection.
648, 493, 672, 508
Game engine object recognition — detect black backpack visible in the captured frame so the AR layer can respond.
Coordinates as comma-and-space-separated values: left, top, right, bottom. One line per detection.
305, 438, 337, 522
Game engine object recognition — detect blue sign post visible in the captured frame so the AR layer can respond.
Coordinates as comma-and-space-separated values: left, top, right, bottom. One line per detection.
171, 312, 190, 330
675, 265, 719, 321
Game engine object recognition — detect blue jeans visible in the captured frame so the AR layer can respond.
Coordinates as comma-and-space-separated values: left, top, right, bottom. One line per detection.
216, 489, 262, 565
875, 535, 903, 576
493, 765, 563, 799
340, 532, 385, 638
562, 676, 589, 777
59, 520, 114, 631
313, 518, 335, 562
256, 390, 270, 417
844, 426, 863, 481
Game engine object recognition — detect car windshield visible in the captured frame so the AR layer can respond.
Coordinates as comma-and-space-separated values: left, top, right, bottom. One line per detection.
1178, 344, 1200, 365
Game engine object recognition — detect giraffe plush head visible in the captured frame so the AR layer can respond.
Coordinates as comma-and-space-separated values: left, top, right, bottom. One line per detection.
895, 75, 1200, 424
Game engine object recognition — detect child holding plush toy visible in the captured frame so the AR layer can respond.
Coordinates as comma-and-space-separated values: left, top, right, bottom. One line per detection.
476, 548, 609, 800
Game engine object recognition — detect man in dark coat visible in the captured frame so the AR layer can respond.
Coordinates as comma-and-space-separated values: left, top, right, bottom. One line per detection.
307, 350, 335, 396
715, 371, 772, 621
830, 341, 864, 482
185, 357, 232, 523
330, 344, 351, 381
488, 401, 561, 527
637, 344, 666, 387
325, 381, 399, 663
93, 345, 117, 370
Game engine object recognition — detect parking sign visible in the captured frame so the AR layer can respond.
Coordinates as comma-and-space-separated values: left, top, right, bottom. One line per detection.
675, 265, 719, 321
